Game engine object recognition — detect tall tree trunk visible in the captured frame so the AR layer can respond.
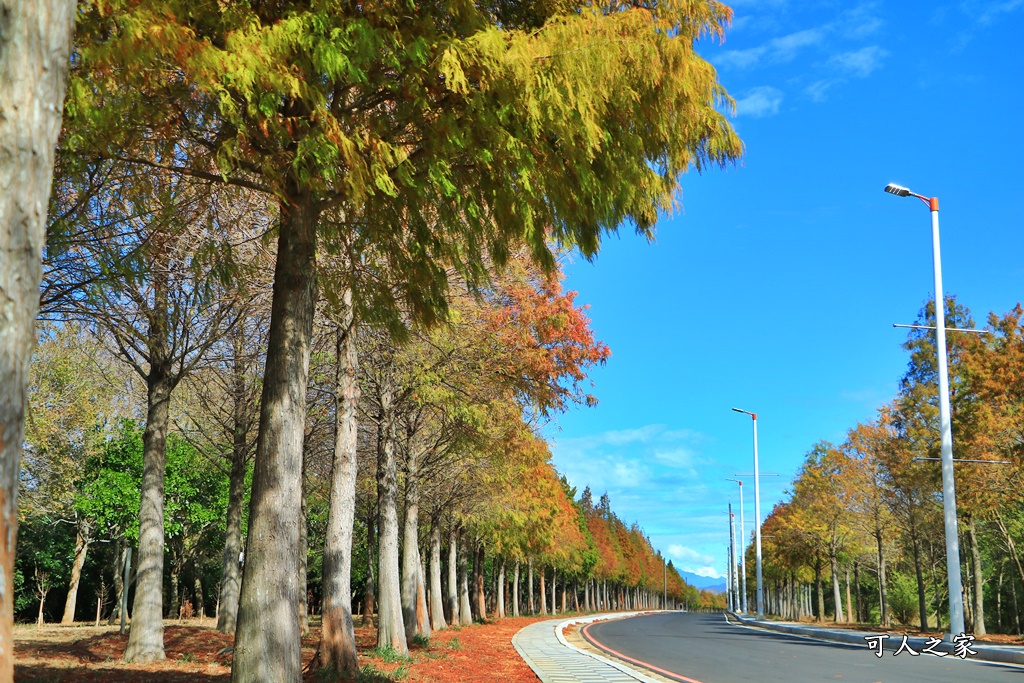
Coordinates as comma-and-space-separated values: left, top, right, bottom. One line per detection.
298, 477, 309, 636
429, 523, 446, 631
854, 562, 863, 623
401, 444, 423, 642
376, 383, 407, 654
124, 338, 173, 662
551, 569, 557, 615
361, 512, 375, 626
996, 562, 1003, 632
474, 545, 486, 621
416, 557, 430, 636
169, 558, 182, 618
457, 533, 472, 625
232, 194, 319, 683
844, 567, 852, 625
217, 324, 251, 634
60, 522, 90, 624
830, 553, 844, 622
496, 560, 506, 619
910, 535, 929, 630
193, 561, 206, 618
513, 560, 520, 618
875, 533, 889, 627
108, 539, 125, 625
528, 560, 535, 615
538, 568, 546, 615
446, 529, 458, 626
814, 561, 824, 621
0, 1, 75, 677
1012, 567, 1022, 633
968, 515, 986, 635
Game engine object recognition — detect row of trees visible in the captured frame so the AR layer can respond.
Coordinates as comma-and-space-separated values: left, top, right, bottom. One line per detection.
19, 283, 706, 630
748, 298, 1024, 636
2, 2, 743, 682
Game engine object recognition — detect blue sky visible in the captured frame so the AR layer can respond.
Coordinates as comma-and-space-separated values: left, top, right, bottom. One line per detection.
545, 1, 1024, 579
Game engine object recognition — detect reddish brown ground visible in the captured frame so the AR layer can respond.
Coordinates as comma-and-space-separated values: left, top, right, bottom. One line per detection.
14, 615, 552, 682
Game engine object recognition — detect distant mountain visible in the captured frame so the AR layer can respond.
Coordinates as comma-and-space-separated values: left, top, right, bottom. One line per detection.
678, 569, 726, 593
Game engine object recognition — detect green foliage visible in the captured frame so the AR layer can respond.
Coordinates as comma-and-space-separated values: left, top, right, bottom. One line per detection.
887, 572, 920, 626
368, 644, 409, 663
67, 0, 742, 331
15, 516, 76, 620
76, 420, 144, 540
354, 664, 405, 683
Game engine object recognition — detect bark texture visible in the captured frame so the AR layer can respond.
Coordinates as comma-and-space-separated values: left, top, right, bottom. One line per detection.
401, 445, 423, 642
429, 524, 446, 631
968, 515, 986, 635
231, 195, 318, 683
61, 523, 90, 624
457, 534, 472, 625
0, 0, 75, 674
124, 351, 173, 662
376, 382, 408, 653
216, 397, 248, 634
317, 306, 360, 673
446, 529, 458, 625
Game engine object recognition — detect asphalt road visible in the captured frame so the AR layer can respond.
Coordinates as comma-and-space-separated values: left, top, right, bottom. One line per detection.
582, 612, 1024, 683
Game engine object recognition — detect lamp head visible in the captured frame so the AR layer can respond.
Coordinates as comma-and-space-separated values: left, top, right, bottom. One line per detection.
884, 183, 912, 197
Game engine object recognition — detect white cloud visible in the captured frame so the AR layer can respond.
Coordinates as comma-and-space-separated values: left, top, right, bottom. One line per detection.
668, 545, 724, 578
691, 566, 724, 579
713, 46, 767, 70
805, 79, 834, 103
611, 461, 649, 488
652, 447, 697, 469
714, 28, 825, 70
735, 86, 784, 117
829, 45, 888, 77
771, 29, 826, 57
977, 0, 1024, 24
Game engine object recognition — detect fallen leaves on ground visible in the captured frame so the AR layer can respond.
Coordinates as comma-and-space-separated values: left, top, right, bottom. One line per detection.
14, 615, 553, 682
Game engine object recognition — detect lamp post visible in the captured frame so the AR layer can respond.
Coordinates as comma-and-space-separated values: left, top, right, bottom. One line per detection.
729, 503, 739, 612
725, 544, 734, 612
727, 478, 747, 614
883, 182, 965, 638
732, 408, 763, 619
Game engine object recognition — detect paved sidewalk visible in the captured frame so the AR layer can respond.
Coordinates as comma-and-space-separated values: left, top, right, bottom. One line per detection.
512, 612, 665, 683
731, 612, 1024, 666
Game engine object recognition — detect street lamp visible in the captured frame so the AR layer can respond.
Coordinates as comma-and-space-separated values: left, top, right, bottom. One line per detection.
883, 182, 965, 638
732, 407, 764, 619
727, 478, 747, 614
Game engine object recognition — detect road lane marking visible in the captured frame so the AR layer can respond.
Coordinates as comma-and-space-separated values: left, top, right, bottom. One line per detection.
581, 619, 706, 683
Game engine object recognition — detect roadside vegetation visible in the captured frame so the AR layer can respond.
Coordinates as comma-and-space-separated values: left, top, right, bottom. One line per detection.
756, 297, 1024, 638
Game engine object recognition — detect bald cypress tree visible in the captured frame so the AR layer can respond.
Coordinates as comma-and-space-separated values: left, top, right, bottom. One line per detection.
65, 1, 742, 679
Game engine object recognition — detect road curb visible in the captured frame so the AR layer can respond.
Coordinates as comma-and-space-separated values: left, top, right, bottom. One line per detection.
729, 612, 1024, 666
556, 611, 667, 683
511, 611, 669, 683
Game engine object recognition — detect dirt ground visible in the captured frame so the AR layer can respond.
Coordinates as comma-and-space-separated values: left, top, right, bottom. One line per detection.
13, 616, 550, 683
